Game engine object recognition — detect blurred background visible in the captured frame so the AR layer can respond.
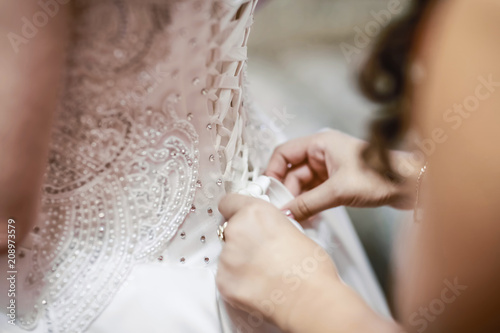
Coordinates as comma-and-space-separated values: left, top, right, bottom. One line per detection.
248, 0, 411, 301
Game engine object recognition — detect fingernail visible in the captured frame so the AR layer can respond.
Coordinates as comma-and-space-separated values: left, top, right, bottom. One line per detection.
282, 209, 295, 220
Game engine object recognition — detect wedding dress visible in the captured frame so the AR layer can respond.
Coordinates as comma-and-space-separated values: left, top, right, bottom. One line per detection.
0, 0, 389, 332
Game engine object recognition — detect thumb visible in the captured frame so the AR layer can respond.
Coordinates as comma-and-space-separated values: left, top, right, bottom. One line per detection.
284, 180, 338, 222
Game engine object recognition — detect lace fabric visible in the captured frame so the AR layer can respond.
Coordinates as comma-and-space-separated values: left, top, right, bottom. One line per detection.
8, 1, 265, 332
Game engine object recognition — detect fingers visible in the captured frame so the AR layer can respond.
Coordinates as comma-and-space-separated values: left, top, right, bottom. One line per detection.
218, 193, 260, 220
283, 164, 316, 196
283, 180, 337, 222
265, 135, 316, 181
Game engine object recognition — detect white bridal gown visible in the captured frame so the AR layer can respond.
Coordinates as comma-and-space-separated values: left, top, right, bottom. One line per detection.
0, 0, 389, 332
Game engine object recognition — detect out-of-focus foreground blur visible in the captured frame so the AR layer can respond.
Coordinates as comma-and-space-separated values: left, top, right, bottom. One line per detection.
249, 0, 410, 298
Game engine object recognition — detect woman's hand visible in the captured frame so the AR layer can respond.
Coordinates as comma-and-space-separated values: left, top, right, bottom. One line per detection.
216, 194, 339, 331
265, 129, 419, 221
216, 193, 399, 333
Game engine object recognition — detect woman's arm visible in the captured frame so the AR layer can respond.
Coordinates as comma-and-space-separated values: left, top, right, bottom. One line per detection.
0, 1, 70, 252
216, 194, 399, 333
218, 1, 500, 332
396, 1, 500, 331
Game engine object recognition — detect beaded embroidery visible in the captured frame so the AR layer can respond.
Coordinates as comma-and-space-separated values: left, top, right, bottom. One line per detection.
15, 0, 261, 332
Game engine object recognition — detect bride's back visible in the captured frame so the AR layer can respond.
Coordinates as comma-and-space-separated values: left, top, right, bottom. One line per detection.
3, 1, 262, 332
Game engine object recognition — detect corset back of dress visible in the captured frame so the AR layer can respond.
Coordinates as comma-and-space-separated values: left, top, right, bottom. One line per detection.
8, 1, 265, 332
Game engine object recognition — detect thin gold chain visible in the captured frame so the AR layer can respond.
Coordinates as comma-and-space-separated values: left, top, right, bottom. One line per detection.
414, 162, 428, 222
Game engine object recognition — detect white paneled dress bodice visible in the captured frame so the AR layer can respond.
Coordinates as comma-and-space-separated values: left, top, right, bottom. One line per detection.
1, 1, 276, 332
1, 1, 390, 332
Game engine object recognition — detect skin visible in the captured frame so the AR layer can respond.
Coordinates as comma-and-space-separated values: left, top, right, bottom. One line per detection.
217, 194, 397, 333
0, 1, 70, 252
217, 0, 500, 332
0, 0, 498, 331
265, 129, 421, 221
